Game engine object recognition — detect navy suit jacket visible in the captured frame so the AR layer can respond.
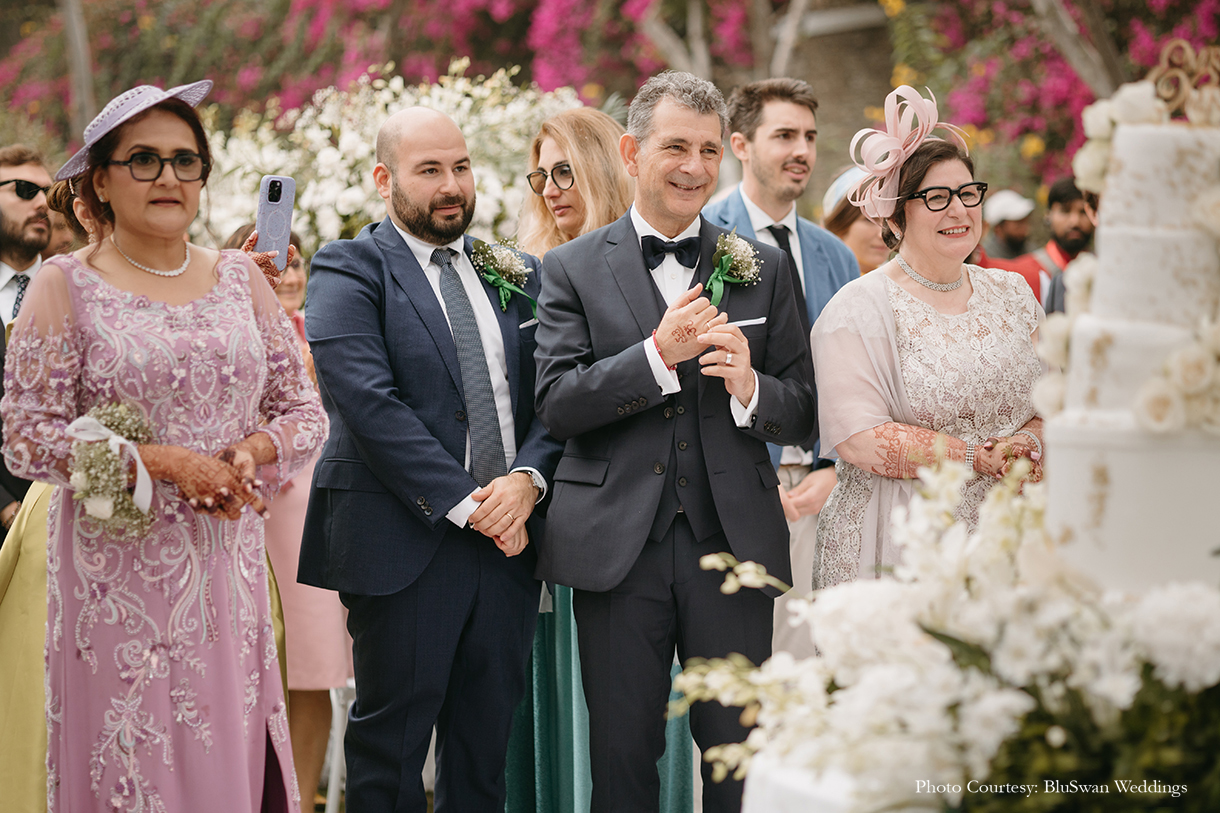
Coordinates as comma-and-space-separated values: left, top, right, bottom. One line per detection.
704, 187, 858, 467
299, 218, 563, 596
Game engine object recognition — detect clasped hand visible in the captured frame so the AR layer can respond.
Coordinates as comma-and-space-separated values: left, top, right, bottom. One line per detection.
654, 284, 755, 405
468, 471, 539, 557
140, 444, 268, 520
975, 436, 1043, 483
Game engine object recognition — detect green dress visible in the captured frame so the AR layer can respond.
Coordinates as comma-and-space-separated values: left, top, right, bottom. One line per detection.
505, 585, 694, 812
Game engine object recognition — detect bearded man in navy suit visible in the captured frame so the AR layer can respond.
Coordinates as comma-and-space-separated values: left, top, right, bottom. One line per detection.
299, 107, 562, 813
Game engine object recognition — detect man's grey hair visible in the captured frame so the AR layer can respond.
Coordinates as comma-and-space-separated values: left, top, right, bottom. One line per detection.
627, 71, 728, 146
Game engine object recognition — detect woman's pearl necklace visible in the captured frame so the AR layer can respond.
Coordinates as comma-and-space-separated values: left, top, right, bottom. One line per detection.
896, 254, 963, 292
111, 235, 190, 277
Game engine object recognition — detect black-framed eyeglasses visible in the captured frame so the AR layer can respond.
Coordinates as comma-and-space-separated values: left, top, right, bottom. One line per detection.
909, 181, 988, 212
108, 152, 208, 182
526, 163, 575, 196
0, 179, 50, 200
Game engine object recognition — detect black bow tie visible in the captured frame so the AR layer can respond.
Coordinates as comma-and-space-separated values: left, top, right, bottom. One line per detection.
641, 234, 700, 271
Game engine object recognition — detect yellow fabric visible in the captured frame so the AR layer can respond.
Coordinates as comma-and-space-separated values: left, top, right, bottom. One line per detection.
0, 483, 289, 813
0, 481, 54, 813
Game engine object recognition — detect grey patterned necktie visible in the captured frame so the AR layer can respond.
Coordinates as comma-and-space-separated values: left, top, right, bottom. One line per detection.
12, 272, 29, 321
432, 247, 507, 487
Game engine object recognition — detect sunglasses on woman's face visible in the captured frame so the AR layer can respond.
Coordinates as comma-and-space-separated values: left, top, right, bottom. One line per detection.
526, 163, 575, 196
0, 179, 51, 201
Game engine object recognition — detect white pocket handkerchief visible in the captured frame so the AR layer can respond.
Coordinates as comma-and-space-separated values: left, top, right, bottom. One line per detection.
519, 318, 539, 329
728, 316, 767, 327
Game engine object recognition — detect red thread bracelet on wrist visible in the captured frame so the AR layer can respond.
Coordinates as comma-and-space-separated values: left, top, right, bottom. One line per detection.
652, 329, 676, 371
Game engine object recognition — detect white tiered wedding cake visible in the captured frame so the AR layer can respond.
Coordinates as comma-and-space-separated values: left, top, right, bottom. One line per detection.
1043, 76, 1220, 591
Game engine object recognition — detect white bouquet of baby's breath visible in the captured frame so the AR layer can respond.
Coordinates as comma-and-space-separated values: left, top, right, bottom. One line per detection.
68, 404, 155, 539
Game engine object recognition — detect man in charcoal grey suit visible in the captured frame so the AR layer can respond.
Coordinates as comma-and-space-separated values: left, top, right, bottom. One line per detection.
533, 71, 816, 813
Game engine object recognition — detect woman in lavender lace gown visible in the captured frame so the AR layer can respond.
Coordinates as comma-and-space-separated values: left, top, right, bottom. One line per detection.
0, 82, 326, 812
810, 88, 1043, 591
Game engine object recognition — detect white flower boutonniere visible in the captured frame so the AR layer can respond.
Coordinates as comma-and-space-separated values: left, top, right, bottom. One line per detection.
471, 239, 536, 316
708, 229, 760, 308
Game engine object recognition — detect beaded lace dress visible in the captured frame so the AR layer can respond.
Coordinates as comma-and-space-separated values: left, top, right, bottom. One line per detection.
810, 266, 1041, 590
1, 250, 327, 812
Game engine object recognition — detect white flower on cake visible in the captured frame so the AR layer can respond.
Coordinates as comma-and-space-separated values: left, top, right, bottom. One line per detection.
1081, 98, 1115, 140
1031, 371, 1067, 417
82, 495, 114, 520
1110, 81, 1170, 125
1061, 253, 1097, 317
1185, 85, 1220, 126
1193, 185, 1220, 239
1071, 139, 1110, 195
1036, 313, 1072, 368
1166, 341, 1216, 394
1133, 375, 1187, 432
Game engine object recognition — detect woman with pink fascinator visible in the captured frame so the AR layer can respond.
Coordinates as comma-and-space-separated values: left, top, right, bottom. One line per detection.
809, 86, 1044, 590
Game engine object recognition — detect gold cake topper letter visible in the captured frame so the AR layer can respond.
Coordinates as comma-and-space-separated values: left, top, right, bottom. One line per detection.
1148, 39, 1220, 122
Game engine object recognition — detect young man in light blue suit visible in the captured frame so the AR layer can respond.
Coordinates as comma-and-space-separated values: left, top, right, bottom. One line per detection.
703, 78, 857, 656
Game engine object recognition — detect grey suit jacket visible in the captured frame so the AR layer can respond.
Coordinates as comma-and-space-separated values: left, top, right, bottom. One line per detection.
533, 213, 816, 592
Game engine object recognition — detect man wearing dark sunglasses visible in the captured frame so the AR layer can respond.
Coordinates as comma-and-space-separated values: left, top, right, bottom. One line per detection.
0, 144, 49, 538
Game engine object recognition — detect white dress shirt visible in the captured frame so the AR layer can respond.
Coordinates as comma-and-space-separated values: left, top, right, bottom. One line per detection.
630, 206, 759, 427
391, 223, 545, 527
0, 255, 42, 325
738, 189, 813, 466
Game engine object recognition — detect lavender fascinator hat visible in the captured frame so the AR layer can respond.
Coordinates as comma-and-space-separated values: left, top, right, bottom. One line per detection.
56, 79, 213, 181
846, 85, 968, 222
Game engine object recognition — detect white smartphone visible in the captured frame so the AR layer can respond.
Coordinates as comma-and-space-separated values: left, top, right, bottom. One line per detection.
254, 175, 296, 271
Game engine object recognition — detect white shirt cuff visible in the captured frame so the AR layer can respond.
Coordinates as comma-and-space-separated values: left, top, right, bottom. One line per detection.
730, 370, 761, 428
446, 492, 480, 528
510, 466, 548, 502
643, 336, 681, 395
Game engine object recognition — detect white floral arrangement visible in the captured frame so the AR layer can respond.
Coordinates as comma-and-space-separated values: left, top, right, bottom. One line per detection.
196, 59, 582, 254
673, 460, 1220, 811
68, 403, 155, 539
1134, 317, 1220, 434
1072, 82, 1169, 195
471, 238, 534, 314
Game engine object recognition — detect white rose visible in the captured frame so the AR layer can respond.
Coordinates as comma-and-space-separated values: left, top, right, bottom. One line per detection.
1062, 253, 1097, 316
1166, 342, 1216, 395
1133, 376, 1187, 432
1185, 85, 1220, 126
1110, 81, 1170, 125
1081, 99, 1115, 140
83, 495, 114, 520
69, 471, 90, 491
1193, 185, 1220, 240
1071, 139, 1110, 195
1037, 313, 1072, 369
1031, 372, 1067, 417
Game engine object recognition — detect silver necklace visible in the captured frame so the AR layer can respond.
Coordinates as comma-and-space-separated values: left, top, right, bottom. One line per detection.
111, 235, 190, 277
896, 254, 962, 292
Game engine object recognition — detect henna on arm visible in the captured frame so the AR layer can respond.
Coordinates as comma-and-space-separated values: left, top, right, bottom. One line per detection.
839, 421, 969, 480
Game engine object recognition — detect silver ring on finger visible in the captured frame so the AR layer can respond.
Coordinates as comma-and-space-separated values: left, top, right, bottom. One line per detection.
724, 352, 733, 365
505, 512, 515, 524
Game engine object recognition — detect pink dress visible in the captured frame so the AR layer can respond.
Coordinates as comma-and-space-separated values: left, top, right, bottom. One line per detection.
263, 312, 351, 691
1, 250, 328, 813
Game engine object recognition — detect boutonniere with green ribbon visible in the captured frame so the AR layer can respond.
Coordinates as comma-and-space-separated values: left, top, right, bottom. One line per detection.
707, 229, 761, 307
472, 239, 536, 316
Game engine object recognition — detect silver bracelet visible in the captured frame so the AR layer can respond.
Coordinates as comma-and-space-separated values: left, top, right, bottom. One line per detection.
1013, 429, 1043, 458
964, 440, 976, 472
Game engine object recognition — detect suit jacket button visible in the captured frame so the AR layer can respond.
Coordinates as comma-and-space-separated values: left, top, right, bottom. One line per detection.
640, 397, 648, 406
653, 462, 665, 475
678, 441, 688, 451
664, 407, 674, 419
631, 400, 639, 409
456, 410, 466, 422
416, 496, 426, 506
676, 406, 685, 415
423, 507, 433, 516
617, 406, 625, 415
678, 477, 688, 487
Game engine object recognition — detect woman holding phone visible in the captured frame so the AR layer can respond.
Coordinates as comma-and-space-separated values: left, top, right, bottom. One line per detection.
2, 81, 326, 812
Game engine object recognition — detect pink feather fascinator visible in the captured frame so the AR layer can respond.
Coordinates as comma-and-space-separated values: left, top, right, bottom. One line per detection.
847, 86, 969, 222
